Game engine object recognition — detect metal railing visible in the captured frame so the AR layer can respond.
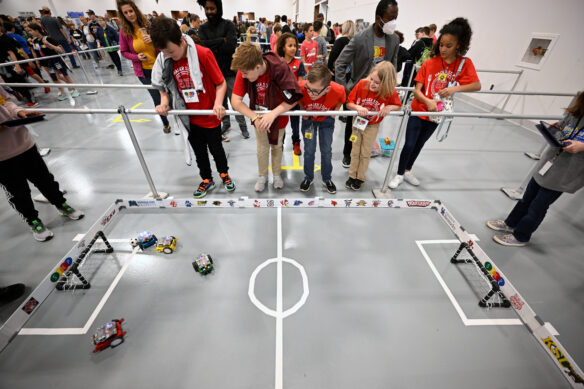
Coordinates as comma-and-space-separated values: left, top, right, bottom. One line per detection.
0, 45, 121, 68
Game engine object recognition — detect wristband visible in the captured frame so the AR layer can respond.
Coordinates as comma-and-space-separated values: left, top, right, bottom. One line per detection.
251, 114, 261, 124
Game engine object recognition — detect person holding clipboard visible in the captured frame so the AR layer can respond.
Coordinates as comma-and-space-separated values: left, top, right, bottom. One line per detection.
487, 91, 584, 246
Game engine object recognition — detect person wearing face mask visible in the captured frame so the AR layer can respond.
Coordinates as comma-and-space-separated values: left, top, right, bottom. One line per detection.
335, 0, 400, 169
196, 0, 250, 141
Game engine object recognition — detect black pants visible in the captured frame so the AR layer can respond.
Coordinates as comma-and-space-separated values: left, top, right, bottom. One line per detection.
222, 75, 247, 131
107, 51, 122, 72
505, 178, 563, 242
343, 103, 353, 158
138, 68, 169, 127
188, 123, 229, 181
0, 146, 65, 224
3, 71, 34, 104
397, 116, 438, 175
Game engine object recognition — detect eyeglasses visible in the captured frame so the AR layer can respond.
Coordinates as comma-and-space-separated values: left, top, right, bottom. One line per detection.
305, 84, 329, 96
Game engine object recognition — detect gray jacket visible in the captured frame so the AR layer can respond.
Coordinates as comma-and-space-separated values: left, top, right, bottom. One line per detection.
335, 26, 399, 91
152, 57, 191, 130
534, 112, 584, 194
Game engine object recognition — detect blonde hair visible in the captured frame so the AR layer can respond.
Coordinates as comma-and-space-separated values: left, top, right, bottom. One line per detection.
341, 20, 355, 39
368, 61, 397, 98
231, 42, 264, 71
179, 24, 189, 34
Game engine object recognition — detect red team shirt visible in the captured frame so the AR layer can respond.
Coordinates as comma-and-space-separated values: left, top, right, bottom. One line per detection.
299, 80, 346, 121
348, 79, 402, 125
411, 56, 479, 121
288, 58, 306, 79
233, 70, 289, 129
172, 45, 225, 128
300, 40, 318, 67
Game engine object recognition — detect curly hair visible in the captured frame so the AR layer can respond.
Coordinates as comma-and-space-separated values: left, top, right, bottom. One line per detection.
432, 17, 472, 57
276, 32, 297, 57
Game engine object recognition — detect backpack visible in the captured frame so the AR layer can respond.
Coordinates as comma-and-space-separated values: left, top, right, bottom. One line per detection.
416, 42, 432, 66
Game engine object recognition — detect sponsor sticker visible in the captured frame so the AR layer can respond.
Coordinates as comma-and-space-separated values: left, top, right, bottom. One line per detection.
22, 297, 39, 315
101, 209, 116, 227
129, 200, 156, 207
541, 337, 584, 384
407, 200, 432, 208
509, 293, 524, 310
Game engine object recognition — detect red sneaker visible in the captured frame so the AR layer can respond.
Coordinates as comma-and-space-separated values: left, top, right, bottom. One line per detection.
44, 87, 51, 93
293, 141, 301, 156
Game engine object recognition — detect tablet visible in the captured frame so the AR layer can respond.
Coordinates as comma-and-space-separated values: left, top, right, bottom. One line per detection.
0, 114, 45, 128
535, 121, 563, 148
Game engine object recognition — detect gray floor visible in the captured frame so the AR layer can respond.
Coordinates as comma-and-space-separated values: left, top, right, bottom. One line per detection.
0, 56, 583, 387
0, 208, 570, 388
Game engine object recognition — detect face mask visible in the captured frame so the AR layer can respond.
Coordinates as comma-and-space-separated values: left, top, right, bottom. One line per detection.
380, 19, 397, 35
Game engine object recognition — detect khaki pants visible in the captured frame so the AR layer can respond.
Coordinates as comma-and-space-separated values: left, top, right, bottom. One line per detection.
256, 127, 286, 177
349, 123, 380, 181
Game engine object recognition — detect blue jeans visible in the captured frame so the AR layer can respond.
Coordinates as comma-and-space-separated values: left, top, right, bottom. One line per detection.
139, 68, 169, 127
57, 40, 78, 67
301, 117, 335, 181
505, 178, 562, 242
397, 116, 438, 175
290, 105, 300, 144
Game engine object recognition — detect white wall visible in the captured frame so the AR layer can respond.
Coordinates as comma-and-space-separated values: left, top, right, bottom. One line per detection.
309, 0, 584, 117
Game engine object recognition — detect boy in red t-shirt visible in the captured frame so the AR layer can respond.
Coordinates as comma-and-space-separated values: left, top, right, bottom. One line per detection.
150, 17, 234, 199
230, 42, 303, 192
346, 61, 402, 190
298, 65, 346, 194
300, 23, 318, 70
389, 17, 481, 189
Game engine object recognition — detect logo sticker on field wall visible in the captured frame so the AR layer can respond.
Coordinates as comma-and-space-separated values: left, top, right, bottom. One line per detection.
440, 207, 457, 230
22, 297, 39, 315
407, 200, 432, 208
509, 294, 524, 310
101, 209, 116, 227
541, 337, 584, 384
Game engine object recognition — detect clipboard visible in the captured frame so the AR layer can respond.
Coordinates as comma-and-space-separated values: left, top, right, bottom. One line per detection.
535, 121, 563, 148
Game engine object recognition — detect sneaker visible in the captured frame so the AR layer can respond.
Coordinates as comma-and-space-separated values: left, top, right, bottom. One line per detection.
57, 93, 67, 101
273, 175, 284, 189
404, 171, 420, 186
107, 64, 115, 69
371, 149, 381, 158
71, 90, 80, 98
44, 87, 51, 93
222, 134, 230, 142
92, 62, 99, 69
323, 180, 337, 194
220, 173, 236, 192
388, 175, 404, 189
345, 177, 355, 189
27, 102, 39, 108
163, 125, 171, 134
350, 179, 363, 191
30, 219, 53, 242
73, 65, 81, 69
339, 116, 347, 123
58, 202, 85, 220
255, 176, 268, 192
241, 128, 250, 139
293, 141, 302, 156
174, 127, 181, 136
0, 283, 26, 303
118, 71, 124, 76
493, 234, 527, 247
486, 220, 514, 233
299, 178, 312, 192
193, 179, 215, 198
221, 124, 231, 135
342, 155, 351, 168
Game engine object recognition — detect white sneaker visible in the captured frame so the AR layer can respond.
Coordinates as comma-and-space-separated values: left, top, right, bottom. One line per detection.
255, 176, 267, 192
404, 171, 420, 186
273, 175, 284, 189
388, 175, 404, 189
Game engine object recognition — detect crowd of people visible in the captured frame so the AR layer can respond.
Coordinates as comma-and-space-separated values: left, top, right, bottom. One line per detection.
0, 0, 581, 270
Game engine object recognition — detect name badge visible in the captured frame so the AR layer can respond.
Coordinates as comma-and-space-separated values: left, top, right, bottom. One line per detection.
353, 116, 369, 131
539, 161, 553, 176
438, 72, 448, 82
182, 89, 199, 103
0, 94, 5, 106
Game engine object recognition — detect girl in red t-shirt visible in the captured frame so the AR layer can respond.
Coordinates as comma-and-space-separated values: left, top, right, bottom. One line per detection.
346, 61, 402, 190
277, 32, 307, 155
389, 17, 481, 189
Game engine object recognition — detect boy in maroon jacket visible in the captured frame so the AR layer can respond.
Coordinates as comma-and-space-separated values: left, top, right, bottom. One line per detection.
230, 42, 302, 192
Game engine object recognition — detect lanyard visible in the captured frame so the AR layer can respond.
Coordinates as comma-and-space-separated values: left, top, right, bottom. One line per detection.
559, 115, 584, 141
441, 57, 460, 83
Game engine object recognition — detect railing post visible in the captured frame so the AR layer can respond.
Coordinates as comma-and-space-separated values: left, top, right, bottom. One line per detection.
373, 107, 410, 198
118, 105, 168, 199
500, 145, 548, 200
500, 69, 523, 113
73, 51, 98, 95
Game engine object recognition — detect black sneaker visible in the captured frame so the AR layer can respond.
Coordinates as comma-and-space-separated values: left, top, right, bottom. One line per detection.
241, 128, 250, 139
299, 178, 312, 192
350, 179, 364, 191
221, 124, 231, 135
323, 180, 337, 194
342, 155, 351, 168
345, 177, 355, 189
0, 283, 25, 303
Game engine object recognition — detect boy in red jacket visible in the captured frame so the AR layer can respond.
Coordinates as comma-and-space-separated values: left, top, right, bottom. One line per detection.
230, 42, 303, 192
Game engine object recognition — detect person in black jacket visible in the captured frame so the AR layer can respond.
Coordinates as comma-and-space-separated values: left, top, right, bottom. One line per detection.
197, 0, 249, 140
